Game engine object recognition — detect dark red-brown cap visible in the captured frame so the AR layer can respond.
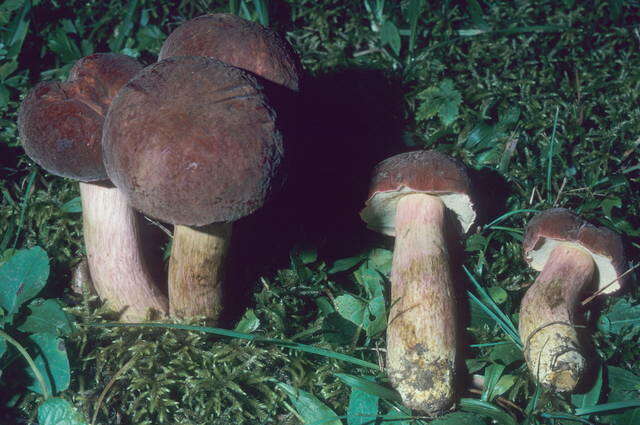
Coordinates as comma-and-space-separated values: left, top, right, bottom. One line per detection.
159, 13, 301, 91
102, 56, 283, 226
18, 53, 143, 181
360, 150, 476, 236
523, 208, 626, 293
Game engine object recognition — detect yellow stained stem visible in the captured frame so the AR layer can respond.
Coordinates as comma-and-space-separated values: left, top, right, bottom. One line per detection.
168, 222, 232, 320
388, 193, 456, 413
519, 244, 595, 392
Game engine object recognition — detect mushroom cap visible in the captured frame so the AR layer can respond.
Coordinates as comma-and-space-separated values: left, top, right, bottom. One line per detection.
360, 150, 476, 236
159, 13, 300, 91
102, 56, 283, 226
18, 53, 143, 181
523, 208, 626, 294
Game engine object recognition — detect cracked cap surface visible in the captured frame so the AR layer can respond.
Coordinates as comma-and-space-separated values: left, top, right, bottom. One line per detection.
102, 56, 283, 226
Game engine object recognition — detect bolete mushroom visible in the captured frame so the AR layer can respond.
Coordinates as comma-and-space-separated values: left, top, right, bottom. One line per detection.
519, 208, 625, 391
102, 56, 283, 320
360, 150, 476, 413
159, 13, 301, 91
18, 53, 169, 321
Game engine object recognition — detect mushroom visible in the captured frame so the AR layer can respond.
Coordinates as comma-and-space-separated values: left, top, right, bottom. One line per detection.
519, 208, 625, 392
102, 56, 283, 320
18, 53, 169, 321
360, 150, 476, 413
159, 13, 301, 91
131, 14, 300, 320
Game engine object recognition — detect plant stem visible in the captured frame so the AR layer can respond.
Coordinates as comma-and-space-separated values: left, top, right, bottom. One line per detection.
0, 329, 50, 399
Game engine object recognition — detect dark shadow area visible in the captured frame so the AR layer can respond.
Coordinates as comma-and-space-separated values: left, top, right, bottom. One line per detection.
219, 68, 405, 325
466, 167, 512, 228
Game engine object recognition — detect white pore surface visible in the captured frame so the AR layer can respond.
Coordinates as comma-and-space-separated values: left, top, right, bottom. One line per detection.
361, 188, 476, 237
526, 240, 620, 294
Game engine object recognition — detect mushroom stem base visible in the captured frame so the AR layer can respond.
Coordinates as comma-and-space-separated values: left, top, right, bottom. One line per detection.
388, 193, 456, 414
519, 244, 595, 392
169, 223, 232, 320
80, 182, 169, 322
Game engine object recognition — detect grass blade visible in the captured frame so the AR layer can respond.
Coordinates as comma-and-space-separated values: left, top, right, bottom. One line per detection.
465, 267, 522, 349
87, 322, 381, 370
484, 209, 539, 230
575, 401, 640, 416
546, 106, 560, 202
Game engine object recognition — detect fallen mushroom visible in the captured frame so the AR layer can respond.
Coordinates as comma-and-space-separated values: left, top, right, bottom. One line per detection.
102, 56, 284, 319
360, 150, 476, 413
18, 53, 169, 321
519, 208, 625, 392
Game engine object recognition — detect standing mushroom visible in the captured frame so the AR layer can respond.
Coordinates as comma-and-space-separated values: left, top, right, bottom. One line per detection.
360, 150, 476, 413
159, 13, 301, 91
519, 208, 625, 391
102, 56, 283, 319
132, 14, 301, 320
18, 53, 169, 321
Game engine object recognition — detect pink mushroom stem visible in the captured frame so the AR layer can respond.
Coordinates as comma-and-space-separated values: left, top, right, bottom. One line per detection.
519, 244, 595, 391
388, 193, 456, 412
80, 182, 169, 321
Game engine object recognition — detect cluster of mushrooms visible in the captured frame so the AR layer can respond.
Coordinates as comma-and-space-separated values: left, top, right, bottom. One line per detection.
17, 13, 626, 417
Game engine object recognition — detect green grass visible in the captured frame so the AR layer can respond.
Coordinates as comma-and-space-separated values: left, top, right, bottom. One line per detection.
1, 0, 639, 424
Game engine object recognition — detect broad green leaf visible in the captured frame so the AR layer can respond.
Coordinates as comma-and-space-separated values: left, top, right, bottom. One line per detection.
366, 248, 393, 275
233, 309, 260, 333
276, 383, 341, 425
299, 247, 318, 264
576, 401, 640, 416
598, 299, 640, 335
0, 247, 49, 320
328, 255, 365, 274
60, 197, 82, 213
380, 20, 401, 55
488, 342, 522, 366
487, 287, 507, 304
0, 337, 6, 359
482, 363, 505, 401
572, 365, 603, 411
417, 79, 462, 126
27, 333, 70, 395
335, 373, 401, 402
18, 299, 73, 336
363, 295, 386, 337
322, 312, 358, 345
466, 358, 487, 373
459, 398, 517, 425
491, 374, 516, 399
607, 366, 640, 392
38, 397, 87, 425
354, 265, 384, 298
346, 376, 379, 425
335, 294, 366, 326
